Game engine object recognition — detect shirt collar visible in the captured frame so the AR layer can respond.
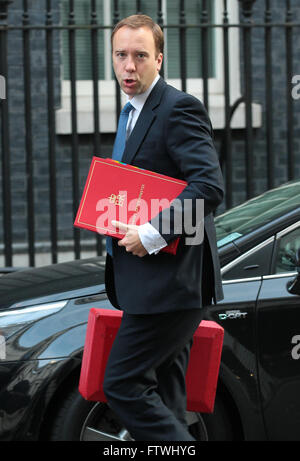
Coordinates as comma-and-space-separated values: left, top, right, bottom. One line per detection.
127, 74, 160, 112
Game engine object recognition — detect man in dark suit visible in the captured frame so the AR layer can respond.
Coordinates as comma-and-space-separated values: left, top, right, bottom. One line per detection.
103, 14, 224, 441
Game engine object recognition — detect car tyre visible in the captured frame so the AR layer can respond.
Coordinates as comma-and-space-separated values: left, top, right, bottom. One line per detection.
47, 384, 233, 441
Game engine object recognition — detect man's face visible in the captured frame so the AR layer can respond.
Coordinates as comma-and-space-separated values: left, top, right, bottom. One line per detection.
112, 26, 163, 98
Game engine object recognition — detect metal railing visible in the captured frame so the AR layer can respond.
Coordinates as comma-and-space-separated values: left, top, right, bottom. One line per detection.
0, 0, 299, 267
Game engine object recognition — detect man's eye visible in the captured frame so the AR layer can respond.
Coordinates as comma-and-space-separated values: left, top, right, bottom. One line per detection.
137, 53, 146, 59
117, 52, 126, 58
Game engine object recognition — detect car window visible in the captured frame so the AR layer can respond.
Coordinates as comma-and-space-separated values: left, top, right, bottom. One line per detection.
215, 181, 300, 248
274, 226, 300, 273
222, 238, 274, 280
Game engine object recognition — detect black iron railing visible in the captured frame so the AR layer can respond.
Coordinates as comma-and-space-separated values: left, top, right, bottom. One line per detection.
0, 0, 299, 267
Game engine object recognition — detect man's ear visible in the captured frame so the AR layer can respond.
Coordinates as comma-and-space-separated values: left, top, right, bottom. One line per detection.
157, 53, 163, 72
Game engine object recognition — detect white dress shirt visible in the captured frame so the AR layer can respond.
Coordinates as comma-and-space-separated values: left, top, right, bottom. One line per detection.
125, 74, 168, 255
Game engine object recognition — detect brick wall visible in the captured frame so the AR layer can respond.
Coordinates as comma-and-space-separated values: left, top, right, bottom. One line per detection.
1, 0, 299, 254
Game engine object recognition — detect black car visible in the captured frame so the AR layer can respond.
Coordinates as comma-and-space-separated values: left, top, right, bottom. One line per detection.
0, 180, 300, 441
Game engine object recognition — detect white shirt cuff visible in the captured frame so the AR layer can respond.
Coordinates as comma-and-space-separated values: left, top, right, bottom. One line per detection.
137, 222, 168, 255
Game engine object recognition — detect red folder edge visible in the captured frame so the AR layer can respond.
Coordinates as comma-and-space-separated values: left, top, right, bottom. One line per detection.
79, 308, 224, 414
74, 157, 188, 255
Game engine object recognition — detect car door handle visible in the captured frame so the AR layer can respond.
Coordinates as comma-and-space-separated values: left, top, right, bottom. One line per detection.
244, 265, 259, 271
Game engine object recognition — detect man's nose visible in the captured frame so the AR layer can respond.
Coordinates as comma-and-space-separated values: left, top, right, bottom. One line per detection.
124, 56, 136, 72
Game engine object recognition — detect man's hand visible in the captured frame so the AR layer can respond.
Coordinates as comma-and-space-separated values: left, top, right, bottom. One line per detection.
111, 220, 148, 257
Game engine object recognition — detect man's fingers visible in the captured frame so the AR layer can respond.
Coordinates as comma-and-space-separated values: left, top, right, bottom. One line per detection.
111, 220, 128, 233
111, 220, 146, 257
112, 220, 139, 232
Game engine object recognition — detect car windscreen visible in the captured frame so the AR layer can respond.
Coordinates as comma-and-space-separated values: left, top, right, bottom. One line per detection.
215, 181, 300, 248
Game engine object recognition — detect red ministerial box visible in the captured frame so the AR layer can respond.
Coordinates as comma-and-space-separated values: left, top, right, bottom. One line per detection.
74, 157, 187, 255
79, 308, 224, 414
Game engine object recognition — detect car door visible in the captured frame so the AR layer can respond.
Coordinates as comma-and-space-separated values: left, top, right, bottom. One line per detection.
207, 237, 277, 440
256, 222, 300, 441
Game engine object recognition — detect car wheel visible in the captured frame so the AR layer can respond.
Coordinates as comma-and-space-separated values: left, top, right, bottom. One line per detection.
79, 405, 209, 441
47, 385, 232, 441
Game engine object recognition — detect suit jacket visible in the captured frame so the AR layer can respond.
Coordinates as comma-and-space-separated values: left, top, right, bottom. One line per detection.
105, 77, 224, 315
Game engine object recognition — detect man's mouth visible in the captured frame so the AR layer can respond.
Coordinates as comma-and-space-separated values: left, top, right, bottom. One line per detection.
123, 78, 136, 87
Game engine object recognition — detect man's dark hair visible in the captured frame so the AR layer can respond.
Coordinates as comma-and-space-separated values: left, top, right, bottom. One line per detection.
111, 14, 164, 57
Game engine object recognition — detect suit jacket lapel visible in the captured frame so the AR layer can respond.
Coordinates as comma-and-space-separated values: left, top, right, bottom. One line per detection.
122, 77, 167, 165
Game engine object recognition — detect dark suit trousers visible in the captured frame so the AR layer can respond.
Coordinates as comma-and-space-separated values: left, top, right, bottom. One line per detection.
103, 308, 205, 441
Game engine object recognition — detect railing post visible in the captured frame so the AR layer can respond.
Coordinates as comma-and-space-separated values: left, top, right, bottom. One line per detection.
68, 0, 81, 260
179, 0, 187, 93
46, 0, 58, 264
113, 0, 121, 120
264, 0, 274, 190
238, 0, 256, 18
285, 0, 294, 181
22, 0, 35, 267
157, 0, 164, 79
222, 0, 233, 209
0, 0, 13, 267
90, 0, 103, 257
0, 0, 12, 19
200, 0, 209, 111
238, 0, 256, 200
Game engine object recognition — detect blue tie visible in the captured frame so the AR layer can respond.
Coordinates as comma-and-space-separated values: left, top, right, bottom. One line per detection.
106, 102, 134, 256
112, 102, 134, 161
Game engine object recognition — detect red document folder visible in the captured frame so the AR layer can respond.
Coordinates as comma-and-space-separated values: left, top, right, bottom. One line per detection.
74, 157, 187, 255
79, 308, 224, 413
